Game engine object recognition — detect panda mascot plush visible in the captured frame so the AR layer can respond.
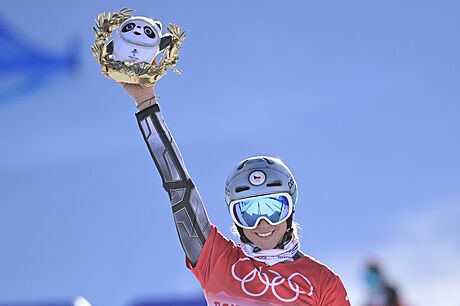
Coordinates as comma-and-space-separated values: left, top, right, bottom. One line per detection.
108, 16, 172, 64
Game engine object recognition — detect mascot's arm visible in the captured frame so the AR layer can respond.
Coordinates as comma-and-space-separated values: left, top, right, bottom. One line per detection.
136, 102, 211, 266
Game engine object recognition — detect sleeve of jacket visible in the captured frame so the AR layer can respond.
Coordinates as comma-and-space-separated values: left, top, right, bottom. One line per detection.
136, 103, 211, 266
321, 273, 351, 306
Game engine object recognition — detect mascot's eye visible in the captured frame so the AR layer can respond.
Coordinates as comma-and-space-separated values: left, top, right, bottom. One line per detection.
122, 23, 135, 32
144, 26, 156, 38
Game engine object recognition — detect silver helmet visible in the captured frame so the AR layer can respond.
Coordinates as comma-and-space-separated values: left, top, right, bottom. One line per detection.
225, 156, 298, 211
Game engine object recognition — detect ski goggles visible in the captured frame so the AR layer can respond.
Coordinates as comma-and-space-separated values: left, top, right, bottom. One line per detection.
229, 192, 293, 229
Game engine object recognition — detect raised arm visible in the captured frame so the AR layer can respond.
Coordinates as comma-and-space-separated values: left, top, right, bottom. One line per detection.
121, 83, 211, 266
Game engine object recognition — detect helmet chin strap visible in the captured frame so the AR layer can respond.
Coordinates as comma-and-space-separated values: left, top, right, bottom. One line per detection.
236, 225, 251, 244
236, 214, 295, 252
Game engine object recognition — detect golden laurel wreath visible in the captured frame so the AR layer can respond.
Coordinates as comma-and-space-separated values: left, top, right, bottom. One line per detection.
91, 8, 186, 86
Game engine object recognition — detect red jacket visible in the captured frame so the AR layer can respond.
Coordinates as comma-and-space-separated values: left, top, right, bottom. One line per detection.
187, 226, 351, 306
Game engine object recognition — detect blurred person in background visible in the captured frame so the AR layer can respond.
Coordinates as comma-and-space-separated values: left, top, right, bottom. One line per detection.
364, 262, 403, 306
118, 82, 351, 306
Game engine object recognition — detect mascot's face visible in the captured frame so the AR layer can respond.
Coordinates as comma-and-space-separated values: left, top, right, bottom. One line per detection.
119, 18, 160, 47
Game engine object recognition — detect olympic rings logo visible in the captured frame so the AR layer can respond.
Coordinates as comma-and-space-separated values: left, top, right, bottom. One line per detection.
231, 258, 314, 303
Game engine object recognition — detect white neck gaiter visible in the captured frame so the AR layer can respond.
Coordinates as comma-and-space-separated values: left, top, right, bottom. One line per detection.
240, 235, 300, 267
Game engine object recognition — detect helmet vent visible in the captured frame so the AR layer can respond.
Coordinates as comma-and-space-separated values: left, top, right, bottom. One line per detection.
235, 186, 250, 193
266, 181, 282, 187
237, 160, 248, 170
263, 157, 275, 164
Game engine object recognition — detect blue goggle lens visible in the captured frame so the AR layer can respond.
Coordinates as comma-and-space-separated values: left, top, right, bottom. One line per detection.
231, 194, 292, 229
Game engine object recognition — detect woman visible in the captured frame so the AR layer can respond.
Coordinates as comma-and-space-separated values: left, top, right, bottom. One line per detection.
121, 83, 351, 306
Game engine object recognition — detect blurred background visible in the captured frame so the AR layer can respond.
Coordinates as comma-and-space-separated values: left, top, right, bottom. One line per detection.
0, 0, 459, 305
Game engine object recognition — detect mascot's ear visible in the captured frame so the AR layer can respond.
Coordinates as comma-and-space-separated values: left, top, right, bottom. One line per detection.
155, 21, 163, 31
106, 40, 114, 55
160, 33, 172, 51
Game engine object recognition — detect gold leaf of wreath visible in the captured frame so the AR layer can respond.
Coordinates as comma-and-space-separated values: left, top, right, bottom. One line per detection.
92, 8, 185, 86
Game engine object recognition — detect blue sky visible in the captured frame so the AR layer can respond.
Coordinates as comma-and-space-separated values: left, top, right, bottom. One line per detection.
0, 1, 459, 306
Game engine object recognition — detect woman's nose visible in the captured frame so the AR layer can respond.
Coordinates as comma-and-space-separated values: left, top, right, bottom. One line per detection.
256, 219, 271, 228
